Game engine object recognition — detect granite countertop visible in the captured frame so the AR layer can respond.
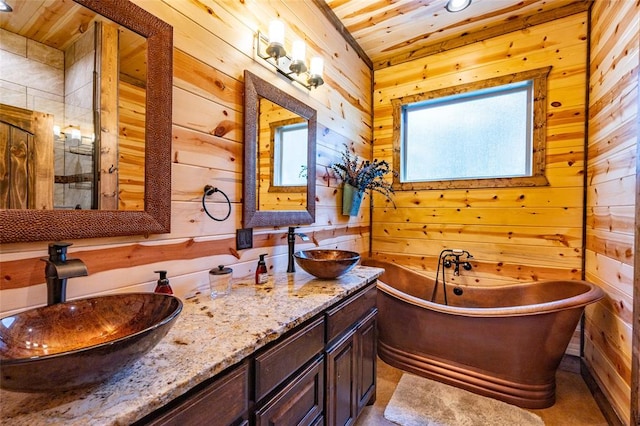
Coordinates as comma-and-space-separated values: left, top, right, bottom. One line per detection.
0, 266, 383, 425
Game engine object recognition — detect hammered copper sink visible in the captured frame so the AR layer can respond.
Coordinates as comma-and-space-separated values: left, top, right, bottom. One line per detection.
0, 293, 182, 393
293, 249, 361, 279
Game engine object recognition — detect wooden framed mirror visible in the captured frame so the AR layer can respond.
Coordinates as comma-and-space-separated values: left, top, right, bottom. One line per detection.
0, 0, 172, 243
243, 70, 316, 228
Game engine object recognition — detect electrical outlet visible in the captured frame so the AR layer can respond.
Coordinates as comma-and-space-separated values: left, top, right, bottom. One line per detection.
236, 228, 253, 250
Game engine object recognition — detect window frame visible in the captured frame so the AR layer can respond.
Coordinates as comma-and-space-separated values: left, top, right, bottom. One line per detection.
391, 66, 551, 190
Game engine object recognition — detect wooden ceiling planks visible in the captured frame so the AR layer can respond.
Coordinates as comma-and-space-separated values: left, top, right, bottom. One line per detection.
324, 0, 591, 69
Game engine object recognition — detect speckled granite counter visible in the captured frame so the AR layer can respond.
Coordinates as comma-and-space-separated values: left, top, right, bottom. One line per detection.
0, 266, 382, 425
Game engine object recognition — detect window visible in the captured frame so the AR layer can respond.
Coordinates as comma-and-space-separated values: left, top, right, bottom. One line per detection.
269, 118, 308, 192
391, 67, 551, 190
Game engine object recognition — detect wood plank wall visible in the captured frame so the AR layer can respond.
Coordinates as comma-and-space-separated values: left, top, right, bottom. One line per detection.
372, 14, 588, 355
117, 81, 146, 211
0, 0, 372, 315
586, 1, 639, 424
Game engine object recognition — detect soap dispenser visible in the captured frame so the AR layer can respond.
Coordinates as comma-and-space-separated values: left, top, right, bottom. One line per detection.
154, 270, 173, 294
255, 254, 268, 284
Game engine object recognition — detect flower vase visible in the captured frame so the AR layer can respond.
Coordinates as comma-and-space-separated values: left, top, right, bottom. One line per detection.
342, 184, 363, 216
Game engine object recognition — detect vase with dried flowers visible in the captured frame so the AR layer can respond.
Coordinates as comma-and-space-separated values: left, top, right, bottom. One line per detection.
331, 145, 395, 216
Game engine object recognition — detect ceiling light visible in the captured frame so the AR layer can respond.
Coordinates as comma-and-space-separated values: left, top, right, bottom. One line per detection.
446, 0, 471, 12
0, 0, 13, 12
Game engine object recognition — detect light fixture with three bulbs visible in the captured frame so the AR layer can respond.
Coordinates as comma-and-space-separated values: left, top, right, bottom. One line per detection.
256, 20, 324, 90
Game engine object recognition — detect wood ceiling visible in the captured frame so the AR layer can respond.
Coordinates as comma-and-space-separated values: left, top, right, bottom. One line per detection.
320, 0, 591, 69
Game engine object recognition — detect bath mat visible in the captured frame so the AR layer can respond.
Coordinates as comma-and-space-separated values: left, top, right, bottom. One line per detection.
384, 373, 544, 426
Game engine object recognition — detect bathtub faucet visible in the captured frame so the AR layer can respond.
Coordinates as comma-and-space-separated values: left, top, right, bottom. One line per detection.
441, 249, 473, 276
287, 227, 310, 273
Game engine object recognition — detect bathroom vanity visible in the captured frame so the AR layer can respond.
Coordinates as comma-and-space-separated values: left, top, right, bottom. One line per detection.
0, 266, 382, 426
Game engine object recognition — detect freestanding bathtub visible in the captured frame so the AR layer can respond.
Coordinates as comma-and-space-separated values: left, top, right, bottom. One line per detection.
361, 259, 605, 408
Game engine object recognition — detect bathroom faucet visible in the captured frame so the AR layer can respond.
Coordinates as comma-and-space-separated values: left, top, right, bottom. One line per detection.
41, 242, 88, 305
287, 227, 310, 273
441, 249, 473, 276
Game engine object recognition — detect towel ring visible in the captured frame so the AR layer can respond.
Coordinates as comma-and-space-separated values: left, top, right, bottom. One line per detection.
202, 185, 231, 221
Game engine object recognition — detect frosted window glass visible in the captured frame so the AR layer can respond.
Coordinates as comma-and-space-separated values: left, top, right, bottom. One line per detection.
274, 123, 307, 186
402, 81, 533, 182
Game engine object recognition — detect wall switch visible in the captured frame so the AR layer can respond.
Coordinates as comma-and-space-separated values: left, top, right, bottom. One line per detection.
236, 228, 253, 250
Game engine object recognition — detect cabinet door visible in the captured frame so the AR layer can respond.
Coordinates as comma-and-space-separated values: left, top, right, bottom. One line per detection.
326, 327, 357, 426
356, 309, 377, 414
255, 356, 324, 426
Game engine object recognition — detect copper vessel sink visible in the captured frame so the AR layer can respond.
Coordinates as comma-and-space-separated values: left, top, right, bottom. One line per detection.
293, 249, 361, 279
0, 293, 182, 393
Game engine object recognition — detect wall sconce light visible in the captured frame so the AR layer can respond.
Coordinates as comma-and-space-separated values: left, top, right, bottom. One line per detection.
256, 20, 324, 90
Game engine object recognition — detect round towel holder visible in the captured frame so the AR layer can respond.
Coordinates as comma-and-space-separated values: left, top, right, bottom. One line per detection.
202, 185, 231, 221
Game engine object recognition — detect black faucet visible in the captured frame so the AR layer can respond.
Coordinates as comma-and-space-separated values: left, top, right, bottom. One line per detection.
41, 242, 88, 305
441, 249, 473, 276
287, 227, 310, 273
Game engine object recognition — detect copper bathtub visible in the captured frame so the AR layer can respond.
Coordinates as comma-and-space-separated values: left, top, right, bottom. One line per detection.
362, 259, 605, 408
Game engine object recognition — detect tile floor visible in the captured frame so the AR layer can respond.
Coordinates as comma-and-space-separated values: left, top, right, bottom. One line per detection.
356, 358, 609, 426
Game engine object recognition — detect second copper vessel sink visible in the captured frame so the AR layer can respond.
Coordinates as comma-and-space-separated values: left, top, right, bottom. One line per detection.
0, 293, 182, 393
293, 249, 361, 279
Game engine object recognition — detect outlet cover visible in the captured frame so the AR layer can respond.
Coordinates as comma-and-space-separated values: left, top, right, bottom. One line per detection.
236, 228, 253, 250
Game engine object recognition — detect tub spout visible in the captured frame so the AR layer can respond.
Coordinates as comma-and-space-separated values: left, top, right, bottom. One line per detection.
453, 261, 460, 276
41, 242, 88, 305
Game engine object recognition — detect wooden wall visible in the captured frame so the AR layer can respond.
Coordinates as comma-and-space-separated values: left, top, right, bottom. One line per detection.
372, 13, 587, 292
117, 80, 146, 211
0, 1, 372, 315
586, 1, 639, 424
372, 14, 588, 355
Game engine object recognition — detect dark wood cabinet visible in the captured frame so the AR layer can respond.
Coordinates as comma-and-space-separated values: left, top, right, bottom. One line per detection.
356, 310, 377, 413
138, 281, 377, 426
255, 356, 325, 426
255, 317, 325, 402
326, 327, 358, 426
140, 361, 249, 426
326, 301, 377, 426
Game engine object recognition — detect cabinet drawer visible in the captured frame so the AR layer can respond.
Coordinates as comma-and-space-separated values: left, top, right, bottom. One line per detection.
255, 317, 325, 402
255, 356, 325, 426
144, 362, 249, 426
325, 283, 376, 345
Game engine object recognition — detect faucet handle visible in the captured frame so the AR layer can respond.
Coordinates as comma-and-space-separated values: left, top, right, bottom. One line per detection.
48, 241, 73, 262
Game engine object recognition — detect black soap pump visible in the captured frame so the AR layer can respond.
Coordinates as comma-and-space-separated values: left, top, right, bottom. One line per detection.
154, 270, 173, 294
255, 254, 268, 285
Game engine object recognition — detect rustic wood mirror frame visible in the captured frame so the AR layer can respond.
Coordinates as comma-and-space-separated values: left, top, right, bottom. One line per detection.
0, 0, 173, 243
243, 70, 316, 227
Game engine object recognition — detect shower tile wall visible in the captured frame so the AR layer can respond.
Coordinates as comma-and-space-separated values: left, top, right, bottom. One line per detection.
60, 25, 96, 210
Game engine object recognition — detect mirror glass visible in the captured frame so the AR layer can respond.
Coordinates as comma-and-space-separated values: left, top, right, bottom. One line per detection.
258, 97, 307, 211
243, 70, 316, 227
0, 0, 172, 243
0, 0, 147, 211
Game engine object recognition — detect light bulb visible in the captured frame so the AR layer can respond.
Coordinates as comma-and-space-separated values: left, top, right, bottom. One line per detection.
268, 20, 284, 46
310, 57, 323, 77
308, 57, 324, 88
289, 40, 307, 74
266, 20, 286, 59
291, 40, 305, 62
